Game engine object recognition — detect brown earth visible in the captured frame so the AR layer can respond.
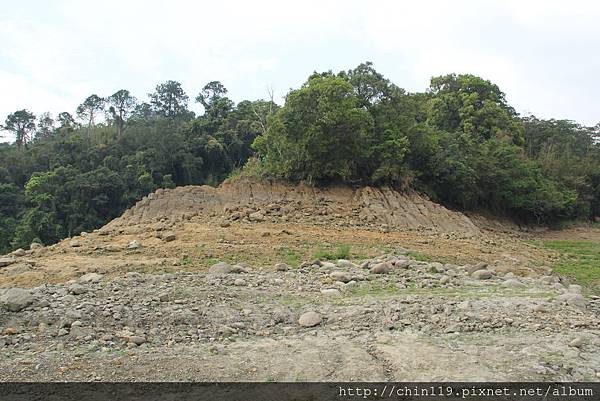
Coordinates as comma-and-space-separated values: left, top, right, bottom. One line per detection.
0, 180, 560, 288
1, 180, 599, 382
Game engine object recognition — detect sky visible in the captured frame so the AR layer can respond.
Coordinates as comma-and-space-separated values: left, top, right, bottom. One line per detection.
1, 0, 599, 142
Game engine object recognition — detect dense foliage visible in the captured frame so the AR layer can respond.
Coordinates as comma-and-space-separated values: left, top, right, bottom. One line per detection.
1, 63, 599, 253
0, 81, 275, 253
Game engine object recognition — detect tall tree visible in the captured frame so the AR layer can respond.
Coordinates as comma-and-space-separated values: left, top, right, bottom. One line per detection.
76, 95, 105, 138
149, 80, 190, 118
36, 112, 55, 139
107, 89, 138, 138
1, 109, 36, 149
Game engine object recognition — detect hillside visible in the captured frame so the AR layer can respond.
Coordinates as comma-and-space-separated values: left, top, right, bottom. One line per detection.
1, 180, 599, 381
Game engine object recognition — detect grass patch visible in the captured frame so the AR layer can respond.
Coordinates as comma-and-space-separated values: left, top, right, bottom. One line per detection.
312, 243, 352, 260
530, 240, 600, 294
406, 251, 434, 262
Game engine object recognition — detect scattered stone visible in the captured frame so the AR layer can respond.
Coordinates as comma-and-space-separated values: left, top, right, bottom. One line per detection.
439, 275, 451, 285
320, 288, 341, 297
78, 273, 103, 284
69, 240, 81, 248
129, 336, 147, 346
209, 262, 233, 274
428, 262, 445, 273
502, 279, 525, 288
337, 259, 357, 269
0, 288, 34, 312
0, 257, 16, 268
556, 293, 587, 308
569, 337, 584, 348
359, 261, 370, 270
370, 262, 391, 274
30, 242, 43, 250
249, 211, 265, 222
68, 284, 88, 295
330, 271, 352, 283
128, 240, 141, 249
233, 278, 247, 286
12, 248, 26, 257
219, 221, 231, 228
471, 270, 493, 280
394, 260, 411, 269
298, 311, 322, 327
163, 233, 176, 242
275, 263, 291, 272
320, 262, 336, 269
568, 284, 582, 293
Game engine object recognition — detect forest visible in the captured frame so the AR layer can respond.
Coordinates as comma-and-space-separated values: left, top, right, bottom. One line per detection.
1, 62, 599, 253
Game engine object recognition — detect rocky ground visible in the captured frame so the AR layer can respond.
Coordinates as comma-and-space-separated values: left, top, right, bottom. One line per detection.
1, 252, 600, 381
1, 181, 599, 381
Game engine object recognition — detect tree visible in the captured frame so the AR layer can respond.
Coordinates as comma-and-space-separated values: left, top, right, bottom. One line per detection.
107, 89, 138, 138
36, 112, 55, 139
149, 80, 190, 118
253, 74, 372, 182
58, 112, 76, 128
76, 95, 105, 137
1, 109, 36, 149
427, 74, 524, 145
196, 81, 234, 121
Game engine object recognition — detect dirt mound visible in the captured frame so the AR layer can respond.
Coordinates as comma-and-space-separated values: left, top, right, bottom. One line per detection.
106, 180, 480, 236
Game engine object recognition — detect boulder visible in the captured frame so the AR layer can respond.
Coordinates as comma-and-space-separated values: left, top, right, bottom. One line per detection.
329, 271, 352, 283
30, 242, 43, 250
298, 311, 322, 327
337, 259, 357, 269
0, 258, 16, 268
209, 262, 233, 274
471, 270, 493, 280
370, 262, 392, 274
78, 273, 103, 284
275, 263, 291, 272
0, 288, 34, 312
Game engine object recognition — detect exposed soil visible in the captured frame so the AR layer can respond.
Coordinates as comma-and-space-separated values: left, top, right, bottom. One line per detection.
1, 181, 599, 381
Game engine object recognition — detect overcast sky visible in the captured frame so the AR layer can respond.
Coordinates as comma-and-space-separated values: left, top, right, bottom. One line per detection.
1, 0, 599, 142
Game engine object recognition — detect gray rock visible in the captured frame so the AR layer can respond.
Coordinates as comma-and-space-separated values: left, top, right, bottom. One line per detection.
12, 248, 26, 257
337, 259, 357, 269
68, 284, 88, 295
163, 233, 176, 242
439, 275, 451, 285
568, 284, 582, 293
298, 311, 322, 327
320, 288, 341, 297
233, 278, 247, 286
0, 257, 16, 268
320, 262, 336, 269
556, 293, 587, 308
30, 242, 43, 250
249, 211, 265, 222
127, 240, 141, 249
370, 262, 391, 274
471, 270, 493, 280
0, 288, 34, 312
359, 261, 370, 270
428, 262, 445, 273
129, 336, 147, 346
502, 279, 525, 288
209, 262, 233, 274
394, 260, 411, 269
275, 263, 291, 272
569, 337, 584, 348
330, 271, 352, 283
209, 262, 247, 274
78, 273, 103, 283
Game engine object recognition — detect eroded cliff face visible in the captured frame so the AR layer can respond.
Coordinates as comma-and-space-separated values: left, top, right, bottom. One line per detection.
106, 180, 480, 236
